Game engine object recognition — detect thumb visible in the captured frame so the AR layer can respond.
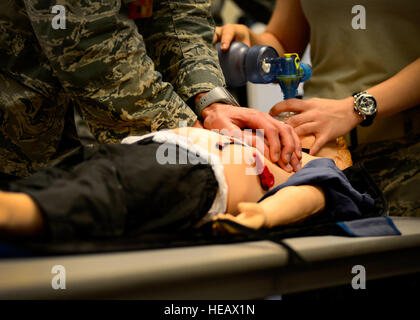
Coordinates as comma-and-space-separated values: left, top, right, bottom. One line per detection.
309, 134, 328, 156
236, 202, 267, 229
214, 26, 223, 44
192, 119, 203, 128
237, 202, 265, 217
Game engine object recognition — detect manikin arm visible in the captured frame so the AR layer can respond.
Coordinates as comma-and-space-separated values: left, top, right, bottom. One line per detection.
1, 186, 326, 236
0, 192, 44, 236
213, 185, 326, 231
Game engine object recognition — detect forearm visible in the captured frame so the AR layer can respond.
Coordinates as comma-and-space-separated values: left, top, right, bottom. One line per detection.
249, 31, 286, 56
138, 0, 225, 114
367, 57, 420, 119
259, 185, 325, 227
78, 83, 196, 143
263, 0, 309, 57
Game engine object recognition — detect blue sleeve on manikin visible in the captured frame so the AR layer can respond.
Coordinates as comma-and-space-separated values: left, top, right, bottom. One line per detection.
258, 158, 375, 221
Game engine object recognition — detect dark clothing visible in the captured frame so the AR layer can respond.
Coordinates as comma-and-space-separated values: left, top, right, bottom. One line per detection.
8, 139, 218, 241
260, 158, 375, 222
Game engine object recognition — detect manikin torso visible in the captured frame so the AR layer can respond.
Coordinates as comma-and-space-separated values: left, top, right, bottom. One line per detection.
173, 127, 324, 214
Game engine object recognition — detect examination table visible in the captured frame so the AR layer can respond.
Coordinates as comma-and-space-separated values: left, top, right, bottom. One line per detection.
1, 216, 419, 299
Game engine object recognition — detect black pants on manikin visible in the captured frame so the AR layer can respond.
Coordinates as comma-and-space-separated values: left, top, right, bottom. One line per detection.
7, 138, 218, 241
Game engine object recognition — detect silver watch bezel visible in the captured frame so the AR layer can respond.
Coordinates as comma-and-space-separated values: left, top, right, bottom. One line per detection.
354, 92, 377, 116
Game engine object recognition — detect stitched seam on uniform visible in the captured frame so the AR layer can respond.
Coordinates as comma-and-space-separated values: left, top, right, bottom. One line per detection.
167, 0, 186, 92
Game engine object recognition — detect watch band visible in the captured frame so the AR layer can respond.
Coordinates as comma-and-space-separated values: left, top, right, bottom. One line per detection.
196, 87, 240, 120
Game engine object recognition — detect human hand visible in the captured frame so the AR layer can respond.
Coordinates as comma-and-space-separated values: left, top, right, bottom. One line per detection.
212, 202, 267, 232
270, 97, 361, 155
192, 119, 204, 128
202, 103, 302, 172
213, 24, 252, 51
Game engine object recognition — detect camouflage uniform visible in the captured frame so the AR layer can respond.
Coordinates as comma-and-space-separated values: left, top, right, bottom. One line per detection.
0, 0, 225, 177
352, 133, 420, 217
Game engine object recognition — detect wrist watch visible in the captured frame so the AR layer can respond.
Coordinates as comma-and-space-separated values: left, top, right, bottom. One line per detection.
352, 91, 378, 127
196, 87, 240, 120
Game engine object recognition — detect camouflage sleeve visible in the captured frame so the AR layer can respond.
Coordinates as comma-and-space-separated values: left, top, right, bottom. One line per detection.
23, 0, 197, 143
135, 0, 226, 116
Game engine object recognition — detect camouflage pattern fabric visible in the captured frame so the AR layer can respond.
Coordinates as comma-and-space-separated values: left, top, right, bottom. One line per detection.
0, 0, 225, 177
352, 134, 420, 217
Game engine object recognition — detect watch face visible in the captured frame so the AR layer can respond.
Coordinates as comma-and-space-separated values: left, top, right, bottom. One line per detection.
356, 95, 377, 115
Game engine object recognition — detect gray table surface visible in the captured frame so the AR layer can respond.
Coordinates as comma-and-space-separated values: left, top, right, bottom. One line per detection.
1, 216, 420, 299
